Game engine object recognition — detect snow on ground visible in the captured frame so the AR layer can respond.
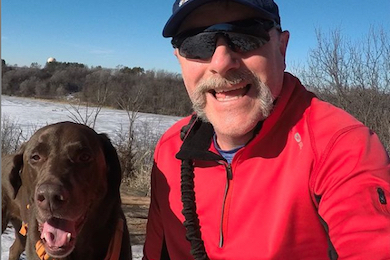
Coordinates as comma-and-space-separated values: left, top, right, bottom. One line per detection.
1, 95, 182, 142
1, 95, 182, 260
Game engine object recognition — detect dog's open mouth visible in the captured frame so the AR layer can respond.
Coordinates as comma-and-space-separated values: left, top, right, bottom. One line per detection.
39, 216, 85, 258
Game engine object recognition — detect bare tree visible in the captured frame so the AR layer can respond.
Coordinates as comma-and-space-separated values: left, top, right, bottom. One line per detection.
114, 83, 146, 179
65, 101, 103, 129
65, 70, 112, 128
295, 26, 390, 152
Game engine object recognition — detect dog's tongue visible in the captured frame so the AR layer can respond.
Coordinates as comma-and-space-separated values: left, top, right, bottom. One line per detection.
41, 218, 76, 248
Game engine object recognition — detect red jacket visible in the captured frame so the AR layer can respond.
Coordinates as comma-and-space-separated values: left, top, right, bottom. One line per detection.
143, 73, 390, 260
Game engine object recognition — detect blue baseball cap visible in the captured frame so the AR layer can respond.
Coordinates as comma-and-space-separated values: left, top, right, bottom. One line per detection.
163, 0, 281, 37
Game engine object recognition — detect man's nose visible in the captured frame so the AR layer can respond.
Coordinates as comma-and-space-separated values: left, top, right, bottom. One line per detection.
208, 37, 240, 76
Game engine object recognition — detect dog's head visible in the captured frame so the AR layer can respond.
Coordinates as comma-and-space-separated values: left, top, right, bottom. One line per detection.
7, 121, 122, 258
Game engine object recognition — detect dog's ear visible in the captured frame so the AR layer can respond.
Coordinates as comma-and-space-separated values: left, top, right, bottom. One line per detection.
6, 144, 26, 199
9, 154, 24, 199
98, 134, 122, 192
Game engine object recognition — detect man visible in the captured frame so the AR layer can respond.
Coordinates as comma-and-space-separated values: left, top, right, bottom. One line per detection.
143, 0, 390, 259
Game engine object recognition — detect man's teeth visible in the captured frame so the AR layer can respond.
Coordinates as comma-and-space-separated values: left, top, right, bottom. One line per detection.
215, 86, 245, 94
216, 93, 243, 101
67, 233, 72, 243
214, 85, 249, 101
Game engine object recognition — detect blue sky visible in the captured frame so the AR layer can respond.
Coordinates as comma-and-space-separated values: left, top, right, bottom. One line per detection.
2, 0, 389, 74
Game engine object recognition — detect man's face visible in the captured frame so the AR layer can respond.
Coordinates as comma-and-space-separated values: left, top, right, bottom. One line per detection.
174, 1, 289, 150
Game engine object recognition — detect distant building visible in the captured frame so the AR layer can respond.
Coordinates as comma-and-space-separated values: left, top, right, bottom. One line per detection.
47, 57, 56, 63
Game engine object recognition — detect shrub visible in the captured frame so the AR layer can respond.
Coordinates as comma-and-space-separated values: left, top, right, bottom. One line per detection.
1, 117, 26, 154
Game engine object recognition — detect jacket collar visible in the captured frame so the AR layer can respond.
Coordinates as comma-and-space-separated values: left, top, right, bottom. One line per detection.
176, 114, 223, 161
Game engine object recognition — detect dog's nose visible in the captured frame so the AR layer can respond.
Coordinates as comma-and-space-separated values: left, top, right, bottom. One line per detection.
36, 183, 70, 211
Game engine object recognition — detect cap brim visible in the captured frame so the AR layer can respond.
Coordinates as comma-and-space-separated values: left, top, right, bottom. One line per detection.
163, 0, 278, 37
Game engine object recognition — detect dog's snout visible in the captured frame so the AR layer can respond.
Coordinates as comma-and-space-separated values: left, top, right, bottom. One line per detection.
36, 183, 70, 211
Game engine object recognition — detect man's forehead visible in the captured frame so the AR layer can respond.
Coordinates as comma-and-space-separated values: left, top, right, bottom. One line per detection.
178, 1, 262, 33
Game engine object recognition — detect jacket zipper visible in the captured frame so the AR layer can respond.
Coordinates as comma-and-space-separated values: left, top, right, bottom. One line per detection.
219, 163, 233, 248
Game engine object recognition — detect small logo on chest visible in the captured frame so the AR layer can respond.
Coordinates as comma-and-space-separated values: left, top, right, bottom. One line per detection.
294, 133, 303, 149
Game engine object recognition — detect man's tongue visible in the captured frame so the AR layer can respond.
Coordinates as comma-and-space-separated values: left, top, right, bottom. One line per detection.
41, 218, 76, 248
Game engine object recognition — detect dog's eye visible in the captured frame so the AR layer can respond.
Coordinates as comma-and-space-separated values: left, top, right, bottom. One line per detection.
78, 152, 91, 162
31, 154, 41, 162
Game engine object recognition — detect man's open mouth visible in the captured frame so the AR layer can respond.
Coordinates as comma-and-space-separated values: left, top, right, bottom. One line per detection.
211, 84, 251, 101
38, 216, 86, 258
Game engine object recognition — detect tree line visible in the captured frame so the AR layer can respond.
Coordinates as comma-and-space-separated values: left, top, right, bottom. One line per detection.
1, 61, 193, 117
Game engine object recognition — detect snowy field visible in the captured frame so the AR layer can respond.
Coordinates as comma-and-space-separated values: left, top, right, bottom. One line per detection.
1, 95, 182, 143
1, 95, 182, 260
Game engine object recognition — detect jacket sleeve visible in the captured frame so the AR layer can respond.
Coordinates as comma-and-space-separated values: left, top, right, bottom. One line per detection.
143, 138, 166, 260
143, 162, 165, 260
311, 125, 390, 259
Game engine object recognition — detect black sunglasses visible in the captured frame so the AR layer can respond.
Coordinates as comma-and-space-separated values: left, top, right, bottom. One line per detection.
172, 19, 280, 60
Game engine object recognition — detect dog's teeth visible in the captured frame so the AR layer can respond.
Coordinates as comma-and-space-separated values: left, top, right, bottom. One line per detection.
67, 233, 71, 242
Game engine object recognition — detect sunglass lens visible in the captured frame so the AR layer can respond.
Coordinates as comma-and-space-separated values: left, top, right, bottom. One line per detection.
228, 33, 268, 53
179, 33, 216, 59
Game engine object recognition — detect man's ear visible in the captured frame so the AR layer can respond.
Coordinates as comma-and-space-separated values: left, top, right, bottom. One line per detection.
174, 48, 179, 58
279, 30, 290, 60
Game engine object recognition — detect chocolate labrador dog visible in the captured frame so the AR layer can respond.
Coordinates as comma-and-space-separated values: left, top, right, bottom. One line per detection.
1, 121, 132, 260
